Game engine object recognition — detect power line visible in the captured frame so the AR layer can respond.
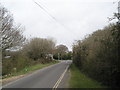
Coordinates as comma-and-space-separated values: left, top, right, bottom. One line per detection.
34, 0, 57, 22
33, 0, 78, 37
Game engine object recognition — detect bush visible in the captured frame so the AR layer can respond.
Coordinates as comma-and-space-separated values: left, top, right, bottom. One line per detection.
2, 51, 31, 75
72, 24, 120, 88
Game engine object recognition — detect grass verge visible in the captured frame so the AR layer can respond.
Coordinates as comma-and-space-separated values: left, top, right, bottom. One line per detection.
69, 64, 106, 88
2, 60, 59, 79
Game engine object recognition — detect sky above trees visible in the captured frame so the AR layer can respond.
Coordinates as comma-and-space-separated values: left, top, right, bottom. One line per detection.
0, 0, 118, 50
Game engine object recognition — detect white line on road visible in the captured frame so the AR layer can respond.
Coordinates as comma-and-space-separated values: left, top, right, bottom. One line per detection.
52, 65, 69, 89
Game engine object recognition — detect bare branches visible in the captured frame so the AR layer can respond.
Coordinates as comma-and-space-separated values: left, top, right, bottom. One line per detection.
0, 5, 25, 52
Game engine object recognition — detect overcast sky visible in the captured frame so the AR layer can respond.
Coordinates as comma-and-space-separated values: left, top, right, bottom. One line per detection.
0, 0, 118, 50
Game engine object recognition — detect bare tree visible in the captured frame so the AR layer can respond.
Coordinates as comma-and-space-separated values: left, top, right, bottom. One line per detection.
0, 5, 25, 55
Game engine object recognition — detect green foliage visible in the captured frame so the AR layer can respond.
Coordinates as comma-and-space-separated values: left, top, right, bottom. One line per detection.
69, 64, 105, 88
63, 51, 72, 60
72, 23, 120, 88
53, 51, 72, 60
2, 37, 57, 77
23, 38, 55, 60
53, 44, 72, 60
2, 60, 59, 79
2, 51, 30, 75
53, 44, 68, 58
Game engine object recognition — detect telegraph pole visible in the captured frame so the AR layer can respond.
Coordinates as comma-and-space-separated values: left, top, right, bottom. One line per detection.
118, 1, 120, 23
118, 1, 120, 13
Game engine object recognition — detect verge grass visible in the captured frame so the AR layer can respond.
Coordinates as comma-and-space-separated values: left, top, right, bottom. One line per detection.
2, 60, 59, 79
69, 64, 106, 88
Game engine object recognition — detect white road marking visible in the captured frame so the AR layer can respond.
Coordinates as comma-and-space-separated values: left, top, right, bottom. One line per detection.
52, 65, 69, 89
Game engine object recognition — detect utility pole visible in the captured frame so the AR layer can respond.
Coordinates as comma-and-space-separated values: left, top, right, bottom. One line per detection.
117, 0, 120, 21
118, 1, 120, 13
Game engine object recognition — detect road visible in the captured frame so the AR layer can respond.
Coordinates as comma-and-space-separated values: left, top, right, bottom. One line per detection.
3, 60, 72, 88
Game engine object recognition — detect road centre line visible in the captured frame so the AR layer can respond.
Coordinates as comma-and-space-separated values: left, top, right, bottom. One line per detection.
52, 65, 69, 89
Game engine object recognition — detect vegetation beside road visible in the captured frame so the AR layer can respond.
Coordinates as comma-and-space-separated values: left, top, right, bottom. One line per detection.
72, 13, 120, 88
69, 64, 106, 88
2, 60, 59, 79
0, 5, 70, 79
53, 45, 72, 60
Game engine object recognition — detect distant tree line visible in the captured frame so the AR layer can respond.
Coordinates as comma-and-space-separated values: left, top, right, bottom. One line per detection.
53, 44, 72, 60
72, 13, 120, 88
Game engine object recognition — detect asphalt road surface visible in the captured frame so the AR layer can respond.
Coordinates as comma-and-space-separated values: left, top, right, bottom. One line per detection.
3, 60, 72, 88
